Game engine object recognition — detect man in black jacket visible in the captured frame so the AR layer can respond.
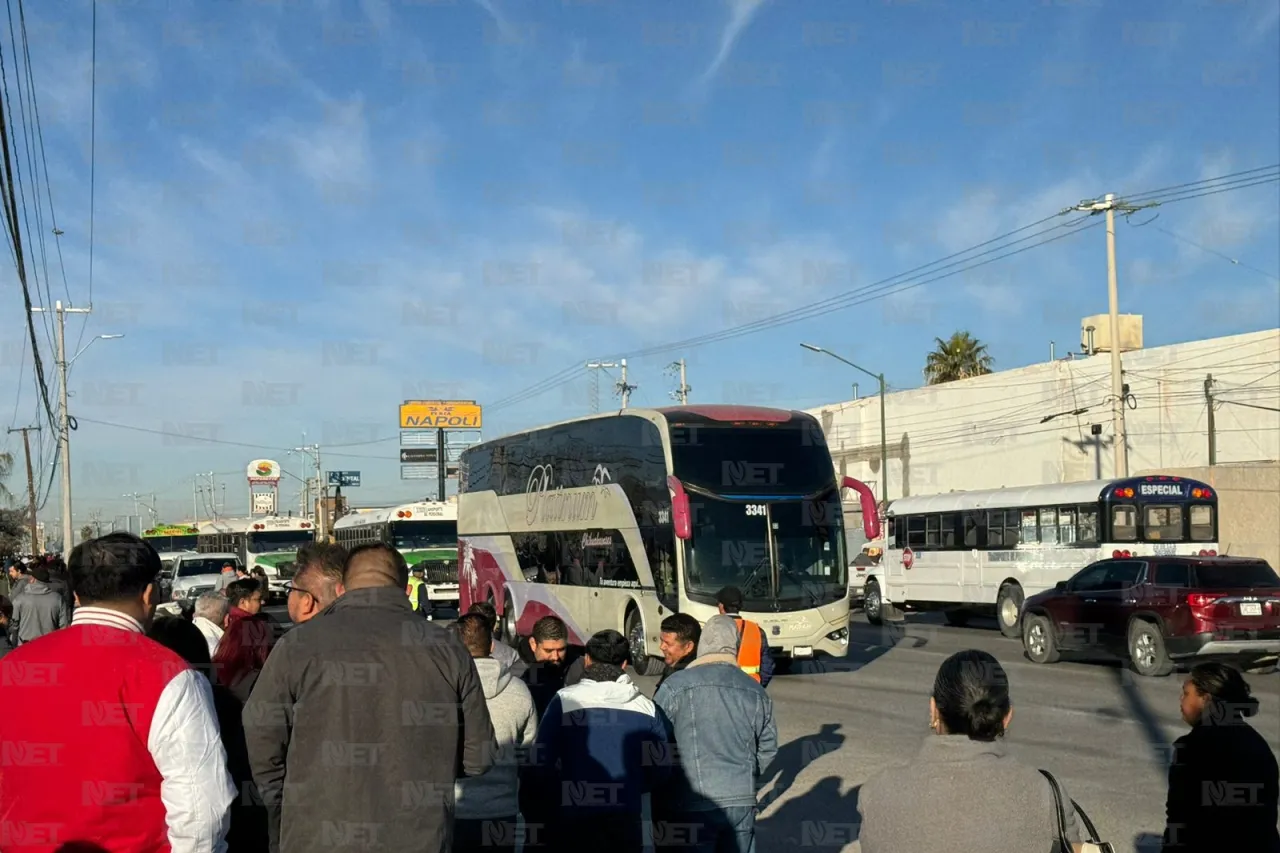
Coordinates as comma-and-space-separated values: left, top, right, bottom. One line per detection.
244, 543, 496, 853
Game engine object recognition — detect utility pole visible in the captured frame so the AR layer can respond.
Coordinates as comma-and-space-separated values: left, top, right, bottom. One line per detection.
192, 476, 199, 525
7, 425, 40, 553
615, 358, 636, 409
31, 300, 92, 555
1071, 193, 1156, 479
1205, 374, 1217, 465
585, 361, 618, 413
667, 359, 691, 404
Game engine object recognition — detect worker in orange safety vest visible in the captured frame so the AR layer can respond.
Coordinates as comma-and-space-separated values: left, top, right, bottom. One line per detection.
715, 586, 774, 687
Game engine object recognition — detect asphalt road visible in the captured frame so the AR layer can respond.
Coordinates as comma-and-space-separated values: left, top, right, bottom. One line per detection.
258, 605, 1278, 852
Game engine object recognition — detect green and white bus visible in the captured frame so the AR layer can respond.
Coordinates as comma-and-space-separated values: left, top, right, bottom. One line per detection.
332, 500, 460, 615
197, 515, 318, 601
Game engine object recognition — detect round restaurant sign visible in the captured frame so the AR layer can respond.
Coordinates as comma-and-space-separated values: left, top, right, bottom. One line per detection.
247, 459, 282, 483
902, 547, 914, 570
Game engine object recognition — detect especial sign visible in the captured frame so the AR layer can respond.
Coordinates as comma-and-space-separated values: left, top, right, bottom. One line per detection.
399, 400, 482, 430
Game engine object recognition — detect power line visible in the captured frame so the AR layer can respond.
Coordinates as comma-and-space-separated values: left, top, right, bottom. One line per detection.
1217, 399, 1280, 414
1142, 224, 1280, 283
1118, 164, 1279, 203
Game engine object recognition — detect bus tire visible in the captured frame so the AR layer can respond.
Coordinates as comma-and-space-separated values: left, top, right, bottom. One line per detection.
502, 589, 518, 643
625, 608, 660, 676
996, 583, 1024, 639
864, 579, 885, 626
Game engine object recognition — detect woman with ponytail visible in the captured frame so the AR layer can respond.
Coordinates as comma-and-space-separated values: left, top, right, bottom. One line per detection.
858, 649, 1089, 853
1163, 662, 1279, 852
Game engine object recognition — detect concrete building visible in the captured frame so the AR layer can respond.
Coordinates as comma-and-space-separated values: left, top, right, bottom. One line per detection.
811, 327, 1279, 557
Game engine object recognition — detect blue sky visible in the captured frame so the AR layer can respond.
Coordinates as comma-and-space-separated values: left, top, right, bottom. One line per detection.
2, 0, 1278, 525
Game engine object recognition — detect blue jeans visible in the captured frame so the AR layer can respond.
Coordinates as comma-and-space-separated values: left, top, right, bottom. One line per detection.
655, 806, 756, 853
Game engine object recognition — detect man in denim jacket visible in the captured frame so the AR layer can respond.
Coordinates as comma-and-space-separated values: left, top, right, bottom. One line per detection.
653, 614, 778, 853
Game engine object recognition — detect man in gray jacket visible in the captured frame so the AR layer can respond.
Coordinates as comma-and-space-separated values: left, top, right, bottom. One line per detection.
10, 565, 71, 645
244, 543, 497, 853
453, 613, 537, 853
654, 614, 778, 853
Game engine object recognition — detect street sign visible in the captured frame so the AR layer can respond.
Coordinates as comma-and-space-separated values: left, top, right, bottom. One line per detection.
401, 463, 460, 480
400, 448, 438, 464
902, 547, 914, 570
327, 471, 361, 488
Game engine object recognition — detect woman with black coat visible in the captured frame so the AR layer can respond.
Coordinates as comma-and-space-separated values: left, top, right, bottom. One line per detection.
1163, 662, 1280, 853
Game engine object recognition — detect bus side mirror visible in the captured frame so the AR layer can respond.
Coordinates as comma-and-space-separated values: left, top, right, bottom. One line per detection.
667, 476, 692, 541
841, 477, 881, 541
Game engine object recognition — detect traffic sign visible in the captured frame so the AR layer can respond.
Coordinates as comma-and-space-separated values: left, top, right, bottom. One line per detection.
327, 471, 361, 488
902, 547, 914, 570
401, 463, 459, 480
400, 448, 438, 464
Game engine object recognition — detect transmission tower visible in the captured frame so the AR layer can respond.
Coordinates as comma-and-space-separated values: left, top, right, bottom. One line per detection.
585, 361, 618, 413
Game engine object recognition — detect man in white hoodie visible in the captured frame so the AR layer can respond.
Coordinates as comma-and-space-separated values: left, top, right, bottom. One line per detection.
453, 612, 537, 853
191, 592, 228, 656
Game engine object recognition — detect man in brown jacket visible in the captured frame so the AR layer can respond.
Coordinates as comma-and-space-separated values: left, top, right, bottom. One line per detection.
244, 543, 496, 853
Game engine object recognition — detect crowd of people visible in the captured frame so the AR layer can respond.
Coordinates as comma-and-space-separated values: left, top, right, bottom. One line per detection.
0, 534, 1277, 852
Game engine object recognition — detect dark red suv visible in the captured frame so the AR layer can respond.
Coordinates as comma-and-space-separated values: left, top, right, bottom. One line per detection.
1021, 556, 1280, 677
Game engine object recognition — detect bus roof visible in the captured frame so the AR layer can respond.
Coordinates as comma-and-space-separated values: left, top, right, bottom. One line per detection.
331, 501, 458, 530
886, 475, 1216, 516
464, 405, 813, 449
198, 516, 319, 534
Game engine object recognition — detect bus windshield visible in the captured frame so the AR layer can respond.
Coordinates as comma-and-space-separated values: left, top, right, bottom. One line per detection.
390, 520, 458, 550
684, 492, 847, 610
669, 423, 835, 497
247, 530, 313, 554
145, 535, 198, 553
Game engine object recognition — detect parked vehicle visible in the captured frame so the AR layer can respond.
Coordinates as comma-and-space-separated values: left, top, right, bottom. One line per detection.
1021, 556, 1280, 677
167, 553, 243, 604
849, 544, 883, 610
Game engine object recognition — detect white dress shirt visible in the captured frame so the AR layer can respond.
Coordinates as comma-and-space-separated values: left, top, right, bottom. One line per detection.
193, 615, 225, 658
72, 607, 237, 853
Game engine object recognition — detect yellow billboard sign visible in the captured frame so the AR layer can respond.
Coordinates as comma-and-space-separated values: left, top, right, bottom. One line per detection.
400, 400, 482, 430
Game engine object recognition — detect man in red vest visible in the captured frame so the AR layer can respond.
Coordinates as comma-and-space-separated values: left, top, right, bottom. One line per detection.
0, 531, 236, 853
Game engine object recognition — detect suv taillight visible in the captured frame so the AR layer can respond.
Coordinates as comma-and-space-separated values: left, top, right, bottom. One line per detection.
1197, 549, 1218, 556
1187, 593, 1219, 609
1112, 549, 1132, 558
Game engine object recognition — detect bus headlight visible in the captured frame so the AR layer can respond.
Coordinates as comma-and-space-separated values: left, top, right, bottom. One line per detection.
827, 627, 849, 645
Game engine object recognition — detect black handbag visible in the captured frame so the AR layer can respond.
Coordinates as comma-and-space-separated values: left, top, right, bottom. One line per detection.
1039, 769, 1116, 853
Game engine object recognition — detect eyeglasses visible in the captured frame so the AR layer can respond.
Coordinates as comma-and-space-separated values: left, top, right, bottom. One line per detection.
283, 582, 317, 601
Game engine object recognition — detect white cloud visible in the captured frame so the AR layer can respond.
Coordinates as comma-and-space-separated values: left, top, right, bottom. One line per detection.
695, 0, 769, 94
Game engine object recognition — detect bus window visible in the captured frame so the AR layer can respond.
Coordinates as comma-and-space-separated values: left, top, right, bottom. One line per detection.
925, 516, 941, 548
1144, 505, 1183, 542
1056, 507, 1076, 544
1038, 508, 1059, 545
985, 511, 1004, 548
643, 527, 677, 602
940, 513, 958, 548
962, 512, 981, 548
1111, 505, 1137, 541
1076, 506, 1099, 543
906, 516, 926, 549
1189, 505, 1214, 542
1003, 511, 1021, 547
1020, 510, 1038, 545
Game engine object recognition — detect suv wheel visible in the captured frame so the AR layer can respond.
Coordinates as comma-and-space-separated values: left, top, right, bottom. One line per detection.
1022, 613, 1060, 664
1128, 619, 1174, 677
996, 583, 1024, 639
864, 580, 884, 626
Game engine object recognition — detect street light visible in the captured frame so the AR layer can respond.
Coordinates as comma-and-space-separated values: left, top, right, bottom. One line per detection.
58, 332, 123, 551
801, 343, 889, 503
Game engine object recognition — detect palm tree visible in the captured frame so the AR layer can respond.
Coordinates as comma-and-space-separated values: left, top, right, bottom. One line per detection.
923, 331, 995, 385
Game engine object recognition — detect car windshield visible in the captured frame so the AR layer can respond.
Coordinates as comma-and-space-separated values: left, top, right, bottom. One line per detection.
683, 491, 847, 611
247, 531, 313, 554
178, 558, 236, 577
1195, 562, 1280, 589
390, 520, 458, 550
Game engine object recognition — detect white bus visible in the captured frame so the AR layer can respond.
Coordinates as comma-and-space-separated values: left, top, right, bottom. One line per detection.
196, 515, 319, 600
332, 500, 460, 615
457, 405, 881, 674
865, 475, 1221, 637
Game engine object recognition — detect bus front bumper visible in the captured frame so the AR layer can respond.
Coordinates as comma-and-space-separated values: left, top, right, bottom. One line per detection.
770, 624, 850, 660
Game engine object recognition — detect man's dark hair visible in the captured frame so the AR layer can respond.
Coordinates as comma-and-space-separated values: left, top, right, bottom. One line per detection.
147, 615, 213, 676
30, 564, 51, 584
345, 543, 409, 589
530, 615, 568, 644
660, 613, 701, 647
716, 586, 744, 613
468, 601, 498, 631
295, 542, 346, 589
226, 578, 262, 609
586, 629, 630, 667
457, 612, 493, 658
68, 532, 161, 604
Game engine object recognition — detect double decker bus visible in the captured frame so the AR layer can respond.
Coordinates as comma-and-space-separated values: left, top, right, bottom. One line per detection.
196, 515, 318, 600
332, 500, 460, 615
868, 475, 1221, 637
457, 405, 880, 674
142, 524, 200, 560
